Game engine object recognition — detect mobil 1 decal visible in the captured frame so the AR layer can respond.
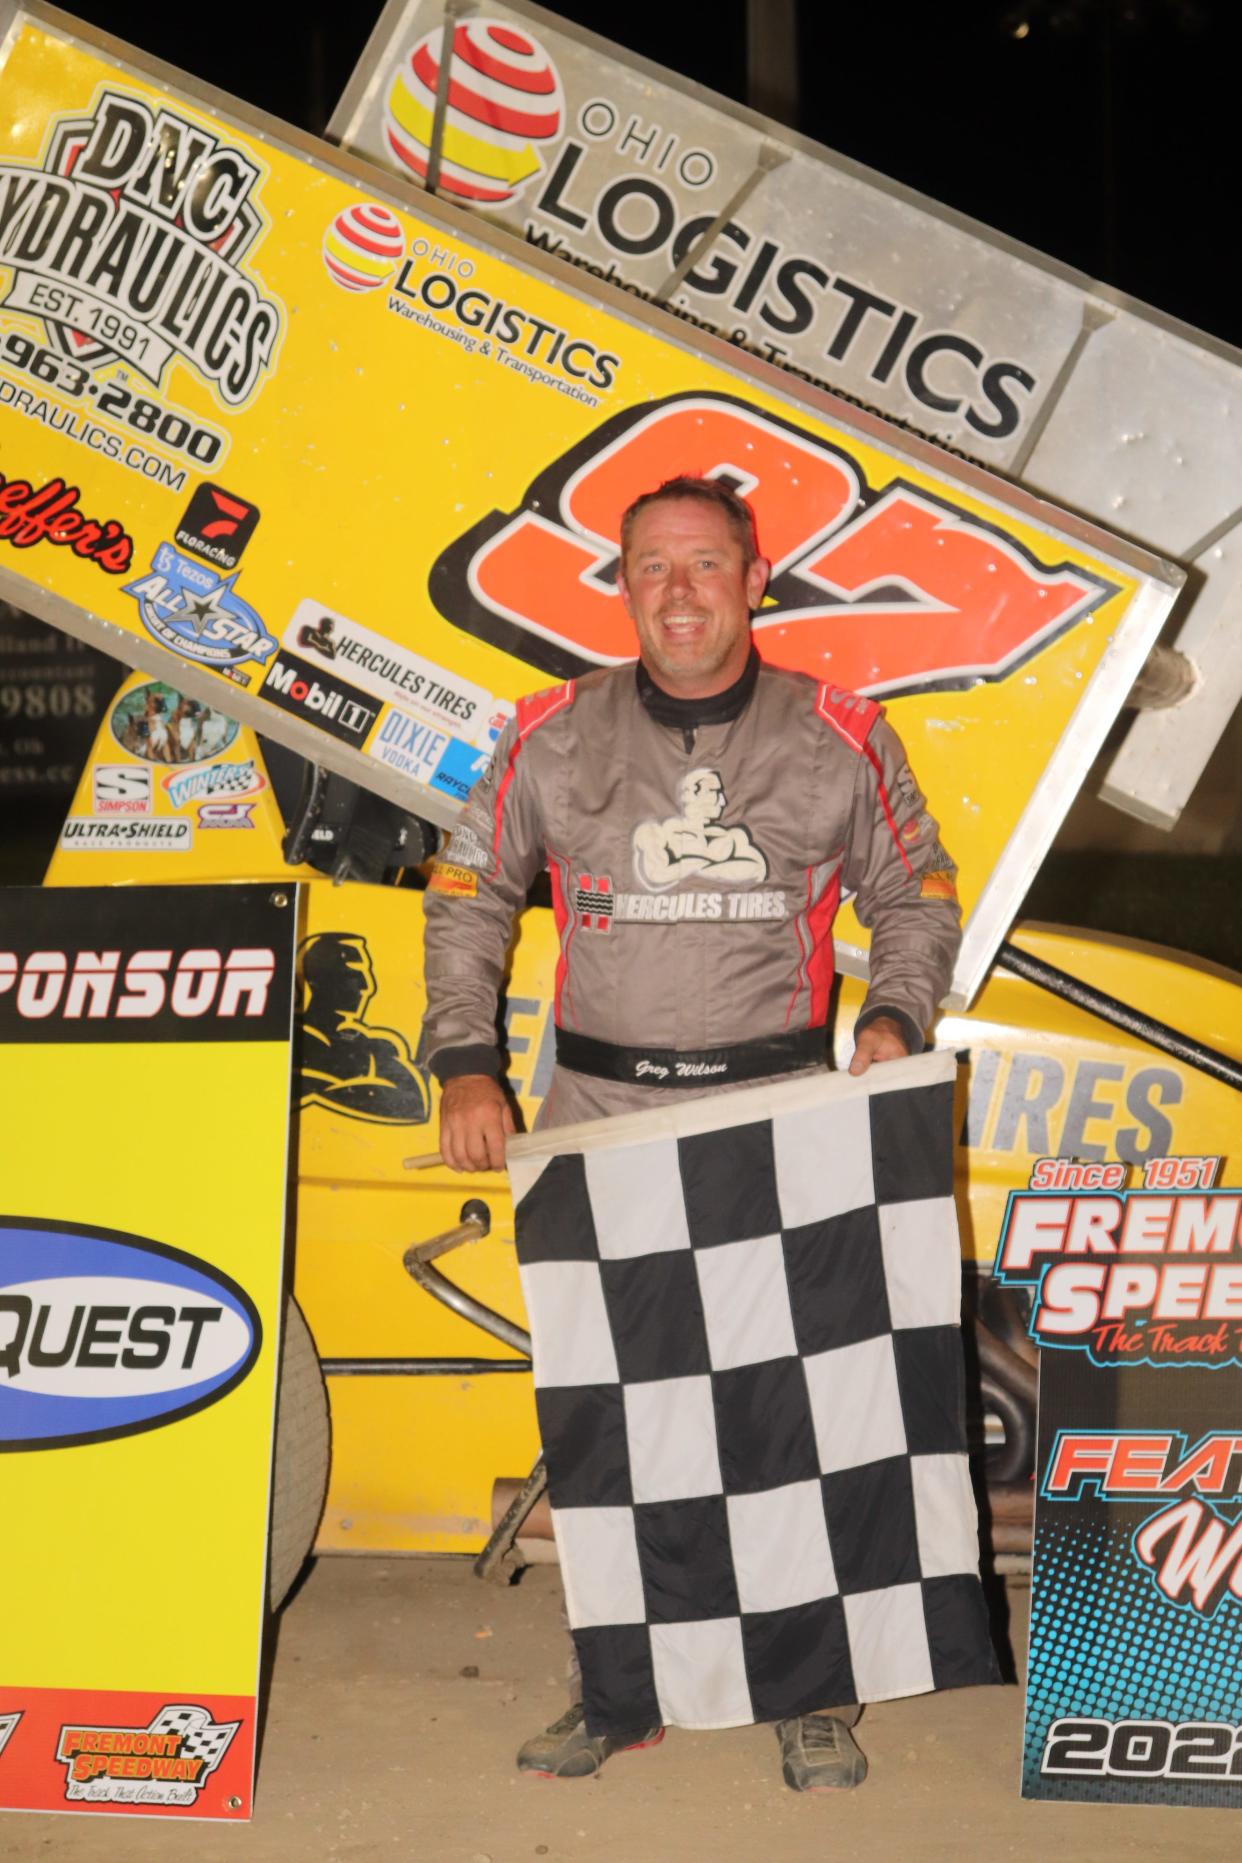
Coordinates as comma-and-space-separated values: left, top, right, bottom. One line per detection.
430, 392, 1115, 687
1001, 1154, 1242, 1806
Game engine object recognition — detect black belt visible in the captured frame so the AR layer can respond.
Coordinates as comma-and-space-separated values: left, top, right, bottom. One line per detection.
555, 1027, 827, 1088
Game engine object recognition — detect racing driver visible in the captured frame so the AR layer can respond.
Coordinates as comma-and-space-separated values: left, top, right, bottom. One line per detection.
420, 474, 962, 1792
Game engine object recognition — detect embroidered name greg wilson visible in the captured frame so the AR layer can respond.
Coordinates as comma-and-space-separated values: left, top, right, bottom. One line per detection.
612, 889, 787, 922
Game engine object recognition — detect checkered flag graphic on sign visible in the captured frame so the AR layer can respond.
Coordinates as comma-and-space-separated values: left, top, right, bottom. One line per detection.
508, 1052, 999, 1736
150, 1705, 240, 1774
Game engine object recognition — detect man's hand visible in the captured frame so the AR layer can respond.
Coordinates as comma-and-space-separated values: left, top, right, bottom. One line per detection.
438, 1074, 515, 1172
848, 1015, 911, 1077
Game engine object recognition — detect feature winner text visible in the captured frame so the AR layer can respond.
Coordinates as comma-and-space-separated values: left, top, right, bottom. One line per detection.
993, 1157, 1242, 1365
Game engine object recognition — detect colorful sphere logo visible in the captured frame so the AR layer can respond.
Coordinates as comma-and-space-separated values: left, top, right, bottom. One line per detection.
384, 19, 564, 205
323, 202, 406, 293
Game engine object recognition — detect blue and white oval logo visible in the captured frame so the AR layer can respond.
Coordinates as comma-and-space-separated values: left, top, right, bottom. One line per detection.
0, 1219, 262, 1450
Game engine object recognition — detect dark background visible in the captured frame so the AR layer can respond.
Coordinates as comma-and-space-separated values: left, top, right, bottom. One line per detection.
74, 0, 1239, 347
8, 0, 1242, 968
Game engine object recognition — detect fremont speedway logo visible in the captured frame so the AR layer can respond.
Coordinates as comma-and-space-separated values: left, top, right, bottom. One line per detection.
57, 1705, 240, 1807
0, 88, 282, 401
0, 1219, 261, 1449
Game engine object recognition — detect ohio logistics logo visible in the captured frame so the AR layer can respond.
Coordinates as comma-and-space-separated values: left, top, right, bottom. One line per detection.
57, 1705, 240, 1808
0, 88, 282, 402
431, 392, 1117, 687
0, 1218, 261, 1450
383, 18, 564, 204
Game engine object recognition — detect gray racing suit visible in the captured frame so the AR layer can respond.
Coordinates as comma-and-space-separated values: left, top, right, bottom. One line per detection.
421, 647, 961, 1721
422, 647, 961, 1108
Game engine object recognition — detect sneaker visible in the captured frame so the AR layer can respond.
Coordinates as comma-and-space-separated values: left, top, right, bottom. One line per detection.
775, 1714, 868, 1792
516, 1702, 665, 1780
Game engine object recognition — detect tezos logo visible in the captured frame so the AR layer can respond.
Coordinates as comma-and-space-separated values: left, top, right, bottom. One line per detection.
123, 542, 276, 670
0, 89, 282, 404
176, 485, 261, 570
0, 1218, 261, 1449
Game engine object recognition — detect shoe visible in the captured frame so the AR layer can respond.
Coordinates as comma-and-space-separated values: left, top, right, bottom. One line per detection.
775, 1714, 868, 1792
516, 1702, 665, 1779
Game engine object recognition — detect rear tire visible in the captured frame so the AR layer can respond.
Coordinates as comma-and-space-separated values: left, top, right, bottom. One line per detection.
269, 1296, 331, 1610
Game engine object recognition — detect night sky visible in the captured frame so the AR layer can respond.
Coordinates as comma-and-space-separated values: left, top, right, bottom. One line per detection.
64, 0, 1241, 350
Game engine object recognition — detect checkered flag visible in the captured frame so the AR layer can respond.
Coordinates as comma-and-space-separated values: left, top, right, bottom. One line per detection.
507, 1052, 998, 1736
150, 1705, 240, 1775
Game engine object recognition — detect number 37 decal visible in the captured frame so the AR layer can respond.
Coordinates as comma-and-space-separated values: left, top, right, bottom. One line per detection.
430, 393, 1116, 692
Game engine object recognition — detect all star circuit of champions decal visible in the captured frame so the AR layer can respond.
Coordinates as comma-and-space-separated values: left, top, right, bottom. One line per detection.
1004, 1154, 1242, 1806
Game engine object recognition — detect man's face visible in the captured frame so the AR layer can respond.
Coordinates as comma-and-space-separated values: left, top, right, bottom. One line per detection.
681, 771, 725, 823
618, 498, 769, 698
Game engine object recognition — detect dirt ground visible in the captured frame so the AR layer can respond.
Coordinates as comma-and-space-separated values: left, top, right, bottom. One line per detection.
3, 1556, 1239, 1862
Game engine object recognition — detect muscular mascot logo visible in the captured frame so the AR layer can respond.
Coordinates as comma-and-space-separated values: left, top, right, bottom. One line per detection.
298, 932, 431, 1125
633, 769, 768, 891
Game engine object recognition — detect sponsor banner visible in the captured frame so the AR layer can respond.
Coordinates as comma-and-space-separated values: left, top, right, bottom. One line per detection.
0, 885, 296, 1821
0, 12, 1181, 1007
1014, 1155, 1242, 1807
332, 1, 1242, 825
0, 1687, 252, 1815
0, 884, 292, 1045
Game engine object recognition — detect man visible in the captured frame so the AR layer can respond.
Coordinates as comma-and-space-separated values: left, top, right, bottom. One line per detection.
421, 476, 962, 1790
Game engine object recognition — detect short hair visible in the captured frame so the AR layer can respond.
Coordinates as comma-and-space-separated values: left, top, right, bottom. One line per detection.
620, 475, 758, 568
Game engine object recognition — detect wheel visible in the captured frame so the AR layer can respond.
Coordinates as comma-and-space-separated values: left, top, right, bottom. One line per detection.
268, 1296, 331, 1609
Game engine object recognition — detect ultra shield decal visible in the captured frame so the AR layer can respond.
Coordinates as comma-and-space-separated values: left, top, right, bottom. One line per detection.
0, 1218, 261, 1450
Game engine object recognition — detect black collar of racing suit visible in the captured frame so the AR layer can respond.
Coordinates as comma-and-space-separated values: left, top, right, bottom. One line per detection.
635, 644, 760, 731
